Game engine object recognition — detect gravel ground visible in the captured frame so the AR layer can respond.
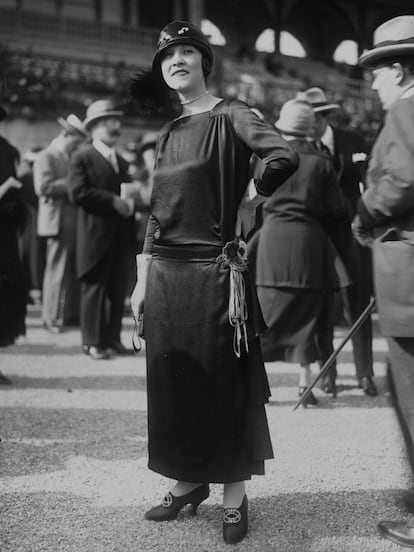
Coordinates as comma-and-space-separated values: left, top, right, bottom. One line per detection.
0, 306, 412, 551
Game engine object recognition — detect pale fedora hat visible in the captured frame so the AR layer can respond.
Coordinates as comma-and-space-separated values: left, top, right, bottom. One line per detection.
57, 114, 87, 137
359, 15, 414, 68
83, 99, 123, 130
275, 98, 315, 137
298, 87, 339, 113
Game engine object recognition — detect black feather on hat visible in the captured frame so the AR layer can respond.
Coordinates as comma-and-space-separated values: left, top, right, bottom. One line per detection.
130, 69, 179, 117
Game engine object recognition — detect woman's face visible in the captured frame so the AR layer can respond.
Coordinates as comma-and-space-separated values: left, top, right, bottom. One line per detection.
160, 44, 205, 93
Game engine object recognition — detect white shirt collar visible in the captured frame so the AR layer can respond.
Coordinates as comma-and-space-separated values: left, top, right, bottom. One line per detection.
92, 139, 119, 172
321, 124, 335, 156
92, 139, 116, 159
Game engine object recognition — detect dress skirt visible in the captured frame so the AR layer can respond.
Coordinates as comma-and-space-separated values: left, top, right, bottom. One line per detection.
144, 245, 274, 483
258, 286, 329, 364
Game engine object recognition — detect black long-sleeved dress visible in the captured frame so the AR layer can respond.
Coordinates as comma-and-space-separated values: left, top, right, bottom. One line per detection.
143, 99, 298, 483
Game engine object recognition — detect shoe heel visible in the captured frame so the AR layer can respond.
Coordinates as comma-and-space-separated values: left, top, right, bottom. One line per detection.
189, 501, 202, 516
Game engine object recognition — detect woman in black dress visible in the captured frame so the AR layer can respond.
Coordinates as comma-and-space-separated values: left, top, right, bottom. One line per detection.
255, 98, 350, 406
130, 21, 298, 544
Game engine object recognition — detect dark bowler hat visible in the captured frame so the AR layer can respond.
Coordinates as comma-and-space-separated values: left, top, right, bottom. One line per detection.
152, 20, 213, 72
359, 15, 414, 68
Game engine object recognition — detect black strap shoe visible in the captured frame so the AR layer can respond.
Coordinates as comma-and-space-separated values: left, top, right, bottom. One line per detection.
223, 495, 248, 544
145, 484, 209, 521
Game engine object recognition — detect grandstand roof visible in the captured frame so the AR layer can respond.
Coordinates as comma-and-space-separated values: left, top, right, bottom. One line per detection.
205, 0, 414, 62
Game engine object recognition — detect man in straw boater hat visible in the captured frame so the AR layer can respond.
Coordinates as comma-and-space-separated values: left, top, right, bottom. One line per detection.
34, 114, 87, 334
299, 86, 377, 399
70, 99, 137, 360
351, 15, 414, 548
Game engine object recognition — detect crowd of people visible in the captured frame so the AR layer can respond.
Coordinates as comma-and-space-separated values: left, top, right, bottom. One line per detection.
0, 100, 155, 367
2, 13, 414, 548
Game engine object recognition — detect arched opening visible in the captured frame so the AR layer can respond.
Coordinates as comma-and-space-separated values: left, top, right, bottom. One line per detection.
255, 29, 306, 57
333, 40, 358, 65
201, 19, 226, 46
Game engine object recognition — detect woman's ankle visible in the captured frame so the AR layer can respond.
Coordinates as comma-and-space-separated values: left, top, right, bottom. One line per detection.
223, 481, 246, 508
171, 481, 203, 497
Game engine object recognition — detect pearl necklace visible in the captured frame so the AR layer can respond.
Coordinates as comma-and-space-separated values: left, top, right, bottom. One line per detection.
180, 90, 210, 105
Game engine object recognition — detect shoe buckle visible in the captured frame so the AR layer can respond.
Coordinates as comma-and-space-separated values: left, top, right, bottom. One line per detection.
223, 508, 242, 524
162, 492, 173, 508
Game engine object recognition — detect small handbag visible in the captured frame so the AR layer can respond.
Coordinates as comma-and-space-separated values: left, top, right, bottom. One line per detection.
132, 313, 144, 353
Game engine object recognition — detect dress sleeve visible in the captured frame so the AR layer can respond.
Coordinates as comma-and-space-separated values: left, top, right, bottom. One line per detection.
142, 214, 159, 254
228, 100, 299, 196
358, 99, 414, 228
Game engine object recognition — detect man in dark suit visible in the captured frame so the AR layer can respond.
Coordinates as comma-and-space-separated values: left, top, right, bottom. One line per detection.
301, 87, 377, 397
70, 100, 137, 360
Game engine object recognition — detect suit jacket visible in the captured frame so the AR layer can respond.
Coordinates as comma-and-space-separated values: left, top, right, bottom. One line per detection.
357, 93, 414, 336
359, 94, 414, 235
326, 126, 368, 274
34, 142, 71, 237
69, 143, 134, 277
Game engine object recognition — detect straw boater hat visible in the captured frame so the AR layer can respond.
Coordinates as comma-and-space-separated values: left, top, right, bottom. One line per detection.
359, 15, 414, 68
152, 20, 213, 74
83, 99, 123, 130
57, 114, 87, 137
299, 87, 339, 113
275, 99, 315, 137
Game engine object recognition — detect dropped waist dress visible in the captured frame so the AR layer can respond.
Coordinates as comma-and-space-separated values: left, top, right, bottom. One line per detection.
142, 99, 298, 483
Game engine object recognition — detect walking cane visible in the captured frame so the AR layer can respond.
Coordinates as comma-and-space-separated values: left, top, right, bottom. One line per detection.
293, 296, 376, 411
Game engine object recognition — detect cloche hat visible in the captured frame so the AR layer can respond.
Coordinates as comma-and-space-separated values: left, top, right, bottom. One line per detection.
299, 87, 339, 113
152, 20, 213, 72
83, 99, 123, 130
57, 114, 87, 137
359, 16, 414, 68
275, 98, 315, 137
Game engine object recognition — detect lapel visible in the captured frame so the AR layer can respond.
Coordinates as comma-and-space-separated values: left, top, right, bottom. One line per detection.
90, 144, 118, 175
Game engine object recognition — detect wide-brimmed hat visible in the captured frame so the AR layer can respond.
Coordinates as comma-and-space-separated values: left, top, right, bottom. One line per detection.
275, 99, 315, 137
152, 20, 213, 73
57, 114, 87, 137
299, 87, 339, 113
359, 16, 414, 68
83, 100, 123, 130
